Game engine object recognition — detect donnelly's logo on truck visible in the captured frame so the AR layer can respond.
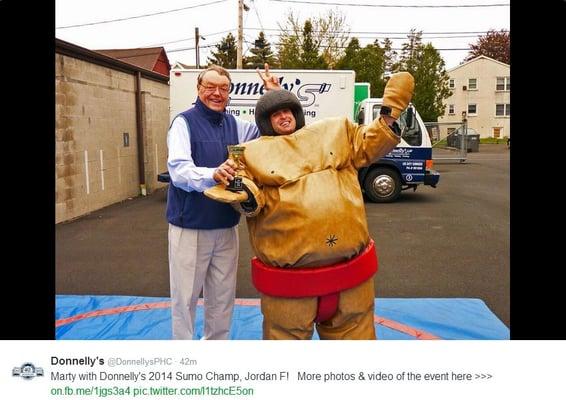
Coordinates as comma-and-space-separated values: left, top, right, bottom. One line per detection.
170, 69, 355, 124
229, 78, 332, 108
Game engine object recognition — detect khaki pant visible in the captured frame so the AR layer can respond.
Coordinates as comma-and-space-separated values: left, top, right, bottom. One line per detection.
261, 277, 376, 340
168, 224, 239, 340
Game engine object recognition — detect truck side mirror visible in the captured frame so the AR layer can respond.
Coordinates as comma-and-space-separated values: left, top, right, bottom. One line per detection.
405, 106, 414, 128
357, 108, 365, 125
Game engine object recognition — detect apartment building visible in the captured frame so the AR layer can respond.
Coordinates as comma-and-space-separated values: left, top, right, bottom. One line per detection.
439, 56, 510, 139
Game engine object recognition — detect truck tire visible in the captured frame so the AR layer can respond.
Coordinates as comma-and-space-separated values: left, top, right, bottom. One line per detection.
363, 167, 402, 203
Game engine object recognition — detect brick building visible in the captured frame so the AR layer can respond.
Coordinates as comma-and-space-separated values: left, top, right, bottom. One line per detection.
56, 39, 170, 223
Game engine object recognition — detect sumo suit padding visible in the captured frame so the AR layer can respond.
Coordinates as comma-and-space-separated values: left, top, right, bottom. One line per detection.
205, 73, 414, 339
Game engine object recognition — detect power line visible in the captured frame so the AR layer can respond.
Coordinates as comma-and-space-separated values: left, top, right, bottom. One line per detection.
246, 27, 502, 34
268, 0, 509, 7
151, 28, 496, 47
172, 35, 476, 55
243, 40, 471, 51
250, 0, 265, 32
144, 30, 236, 47
142, 30, 485, 50
56, 0, 227, 29
167, 43, 219, 53
343, 34, 483, 39
255, 33, 486, 40
165, 29, 491, 55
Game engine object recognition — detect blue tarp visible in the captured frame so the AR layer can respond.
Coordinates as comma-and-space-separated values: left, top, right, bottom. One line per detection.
56, 295, 509, 340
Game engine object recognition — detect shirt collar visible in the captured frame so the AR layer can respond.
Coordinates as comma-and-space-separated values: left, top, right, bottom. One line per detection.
195, 97, 225, 124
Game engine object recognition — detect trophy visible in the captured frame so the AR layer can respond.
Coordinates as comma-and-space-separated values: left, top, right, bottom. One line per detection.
226, 145, 245, 192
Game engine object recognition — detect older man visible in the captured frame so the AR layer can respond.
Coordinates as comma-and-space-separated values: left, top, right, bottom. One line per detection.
166, 65, 260, 340
206, 70, 414, 339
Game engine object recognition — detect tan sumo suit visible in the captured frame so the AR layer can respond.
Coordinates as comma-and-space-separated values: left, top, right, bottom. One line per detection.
205, 72, 414, 339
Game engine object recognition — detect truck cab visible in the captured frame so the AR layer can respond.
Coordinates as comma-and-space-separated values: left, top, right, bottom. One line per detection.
356, 98, 440, 202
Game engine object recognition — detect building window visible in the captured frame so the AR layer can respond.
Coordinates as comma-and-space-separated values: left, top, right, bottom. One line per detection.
449, 79, 455, 89
496, 76, 510, 91
448, 104, 455, 115
468, 78, 477, 90
468, 104, 477, 115
496, 103, 510, 116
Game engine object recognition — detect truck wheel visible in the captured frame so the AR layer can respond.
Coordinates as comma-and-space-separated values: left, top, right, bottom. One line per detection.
363, 167, 402, 203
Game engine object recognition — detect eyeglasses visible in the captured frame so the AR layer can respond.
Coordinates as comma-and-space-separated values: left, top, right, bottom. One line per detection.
199, 84, 230, 95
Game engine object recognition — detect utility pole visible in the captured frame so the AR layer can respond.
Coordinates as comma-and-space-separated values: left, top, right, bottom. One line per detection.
195, 27, 200, 69
237, 0, 244, 69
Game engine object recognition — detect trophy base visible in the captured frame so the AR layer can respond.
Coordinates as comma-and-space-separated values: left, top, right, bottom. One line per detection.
226, 177, 244, 192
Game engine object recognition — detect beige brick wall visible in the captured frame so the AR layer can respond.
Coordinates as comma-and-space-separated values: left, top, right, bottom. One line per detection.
55, 54, 170, 223
140, 79, 170, 193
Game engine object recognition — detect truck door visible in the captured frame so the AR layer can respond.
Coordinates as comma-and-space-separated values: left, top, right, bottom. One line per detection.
376, 104, 431, 180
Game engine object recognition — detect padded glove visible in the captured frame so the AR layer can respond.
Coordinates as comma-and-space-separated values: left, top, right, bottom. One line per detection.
380, 72, 415, 120
205, 184, 249, 203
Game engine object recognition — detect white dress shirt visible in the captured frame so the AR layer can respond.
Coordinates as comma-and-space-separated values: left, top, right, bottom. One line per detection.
167, 115, 259, 193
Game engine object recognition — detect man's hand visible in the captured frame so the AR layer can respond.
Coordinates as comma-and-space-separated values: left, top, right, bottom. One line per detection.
213, 159, 238, 186
380, 72, 415, 120
256, 63, 281, 91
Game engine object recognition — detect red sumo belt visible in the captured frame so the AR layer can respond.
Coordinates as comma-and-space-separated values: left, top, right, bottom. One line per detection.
252, 239, 378, 322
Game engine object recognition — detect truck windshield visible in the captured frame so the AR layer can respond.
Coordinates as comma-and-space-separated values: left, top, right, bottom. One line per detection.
372, 105, 422, 147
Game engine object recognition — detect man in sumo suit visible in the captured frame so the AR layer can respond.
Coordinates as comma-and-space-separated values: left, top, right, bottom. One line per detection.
205, 69, 414, 339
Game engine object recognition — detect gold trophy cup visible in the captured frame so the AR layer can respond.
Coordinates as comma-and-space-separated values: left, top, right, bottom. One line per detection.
226, 145, 245, 192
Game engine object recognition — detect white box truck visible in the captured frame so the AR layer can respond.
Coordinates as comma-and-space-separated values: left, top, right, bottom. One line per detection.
162, 68, 439, 202
170, 68, 355, 124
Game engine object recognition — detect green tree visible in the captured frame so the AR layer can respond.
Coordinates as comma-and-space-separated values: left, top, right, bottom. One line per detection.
276, 9, 349, 68
382, 38, 397, 73
394, 29, 423, 72
464, 29, 510, 64
244, 31, 277, 69
396, 31, 451, 121
300, 20, 328, 69
335, 37, 361, 68
207, 33, 237, 68
412, 44, 451, 121
277, 35, 302, 68
315, 9, 350, 68
336, 38, 386, 97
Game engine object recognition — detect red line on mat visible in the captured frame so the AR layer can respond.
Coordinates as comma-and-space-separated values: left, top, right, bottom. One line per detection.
55, 301, 171, 328
374, 316, 440, 340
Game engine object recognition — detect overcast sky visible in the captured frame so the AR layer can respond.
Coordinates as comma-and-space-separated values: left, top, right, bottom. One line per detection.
55, 0, 510, 70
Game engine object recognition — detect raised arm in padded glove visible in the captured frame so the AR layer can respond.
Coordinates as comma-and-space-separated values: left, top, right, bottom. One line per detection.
379, 72, 415, 120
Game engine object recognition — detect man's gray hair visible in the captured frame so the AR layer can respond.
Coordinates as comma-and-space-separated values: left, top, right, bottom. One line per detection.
197, 65, 232, 85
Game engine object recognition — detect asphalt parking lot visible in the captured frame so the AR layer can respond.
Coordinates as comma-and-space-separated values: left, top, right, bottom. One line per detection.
56, 144, 510, 327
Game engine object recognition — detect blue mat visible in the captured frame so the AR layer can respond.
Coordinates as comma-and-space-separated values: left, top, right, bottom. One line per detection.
55, 295, 509, 340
